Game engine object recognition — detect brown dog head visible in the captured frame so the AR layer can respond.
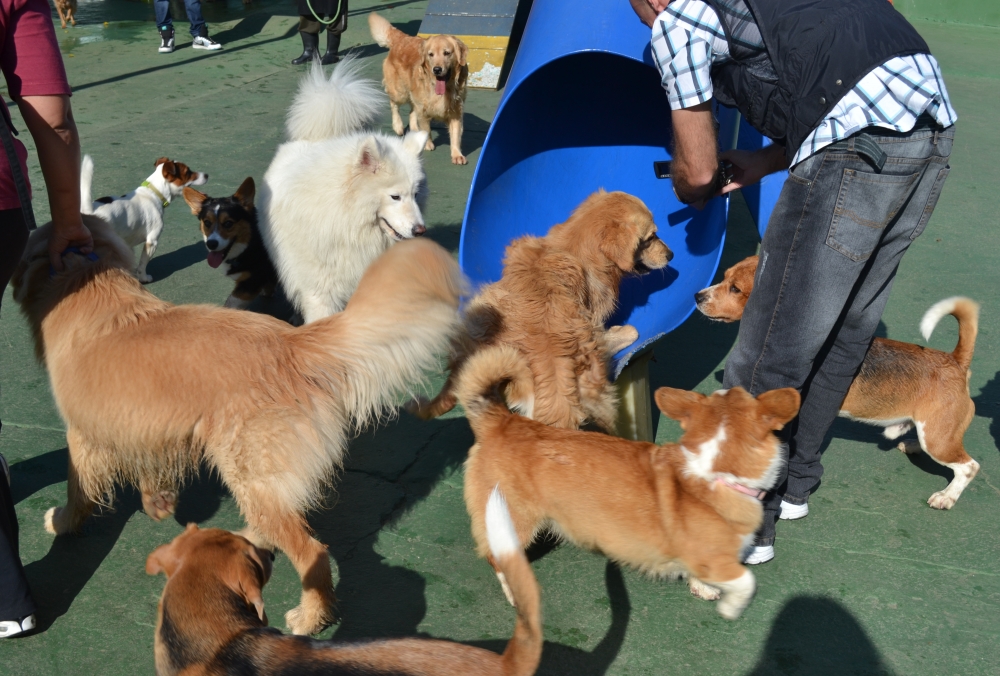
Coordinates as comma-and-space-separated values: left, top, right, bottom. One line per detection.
695, 255, 758, 322
154, 156, 209, 193
146, 524, 274, 625
655, 386, 800, 492
424, 34, 468, 94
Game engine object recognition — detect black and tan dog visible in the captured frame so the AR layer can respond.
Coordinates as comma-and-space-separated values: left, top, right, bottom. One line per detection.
184, 178, 278, 309
147, 513, 541, 676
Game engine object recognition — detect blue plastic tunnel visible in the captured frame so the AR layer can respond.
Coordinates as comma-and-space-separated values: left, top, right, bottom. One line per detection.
458, 0, 760, 376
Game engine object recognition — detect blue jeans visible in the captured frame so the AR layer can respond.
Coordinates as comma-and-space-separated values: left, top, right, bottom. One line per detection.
723, 118, 955, 546
154, 0, 206, 38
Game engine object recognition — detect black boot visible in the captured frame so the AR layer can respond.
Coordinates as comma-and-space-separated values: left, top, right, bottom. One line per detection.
291, 31, 319, 65
321, 31, 341, 65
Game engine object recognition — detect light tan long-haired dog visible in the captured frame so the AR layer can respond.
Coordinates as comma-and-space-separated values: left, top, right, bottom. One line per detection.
369, 12, 469, 165
409, 190, 673, 432
12, 216, 464, 636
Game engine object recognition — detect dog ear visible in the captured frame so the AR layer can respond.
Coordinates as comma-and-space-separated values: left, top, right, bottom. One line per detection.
403, 130, 429, 157
230, 546, 272, 624
234, 177, 255, 208
154, 157, 171, 168
159, 159, 178, 178
598, 221, 637, 272
357, 137, 383, 174
756, 388, 801, 430
453, 37, 468, 67
146, 541, 180, 577
183, 187, 208, 215
654, 387, 705, 429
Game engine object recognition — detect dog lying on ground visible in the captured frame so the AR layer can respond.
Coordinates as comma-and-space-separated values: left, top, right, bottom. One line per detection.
12, 218, 464, 636
410, 190, 673, 432
55, 0, 77, 28
147, 501, 541, 676
696, 255, 980, 509
184, 178, 278, 310
259, 56, 432, 323
369, 12, 469, 165
456, 345, 800, 620
80, 154, 209, 283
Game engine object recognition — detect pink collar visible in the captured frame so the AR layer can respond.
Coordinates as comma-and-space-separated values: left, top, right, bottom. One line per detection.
716, 478, 766, 500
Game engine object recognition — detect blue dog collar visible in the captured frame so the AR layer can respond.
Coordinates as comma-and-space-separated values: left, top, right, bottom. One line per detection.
49, 246, 99, 278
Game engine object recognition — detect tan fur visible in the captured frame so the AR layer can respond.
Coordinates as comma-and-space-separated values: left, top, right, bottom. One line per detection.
147, 525, 540, 676
696, 255, 981, 509
456, 345, 800, 620
410, 190, 672, 432
12, 218, 464, 635
369, 12, 469, 164
54, 0, 77, 28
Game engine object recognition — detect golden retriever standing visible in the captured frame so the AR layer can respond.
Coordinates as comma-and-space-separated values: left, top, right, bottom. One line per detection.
409, 190, 673, 432
12, 217, 464, 636
369, 12, 469, 164
54, 0, 77, 28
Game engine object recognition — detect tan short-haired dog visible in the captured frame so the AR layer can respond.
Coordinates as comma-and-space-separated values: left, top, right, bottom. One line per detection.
457, 345, 801, 620
696, 255, 980, 509
147, 519, 541, 676
369, 12, 469, 164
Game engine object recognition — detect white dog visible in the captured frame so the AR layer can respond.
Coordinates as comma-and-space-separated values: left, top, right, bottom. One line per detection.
80, 155, 208, 283
258, 56, 431, 323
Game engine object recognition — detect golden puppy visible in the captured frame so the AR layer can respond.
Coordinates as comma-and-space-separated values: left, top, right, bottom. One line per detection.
410, 190, 673, 432
55, 0, 77, 28
696, 255, 980, 509
457, 345, 800, 620
12, 216, 464, 636
147, 516, 541, 675
369, 12, 469, 164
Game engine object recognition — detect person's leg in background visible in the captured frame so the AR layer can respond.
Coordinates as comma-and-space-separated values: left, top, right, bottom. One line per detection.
184, 0, 222, 50
154, 0, 176, 54
292, 16, 322, 65
0, 209, 36, 638
321, 0, 348, 66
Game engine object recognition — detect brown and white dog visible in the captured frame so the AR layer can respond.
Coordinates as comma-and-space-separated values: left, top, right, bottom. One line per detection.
409, 190, 673, 432
12, 218, 464, 636
369, 12, 469, 165
457, 344, 801, 620
81, 154, 209, 283
696, 255, 980, 509
54, 0, 77, 28
147, 512, 541, 675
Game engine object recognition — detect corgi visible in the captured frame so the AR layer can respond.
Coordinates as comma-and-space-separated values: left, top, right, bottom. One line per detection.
81, 154, 209, 283
184, 178, 278, 310
696, 255, 980, 509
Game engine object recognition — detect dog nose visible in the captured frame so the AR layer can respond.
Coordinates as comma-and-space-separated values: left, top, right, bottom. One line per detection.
695, 290, 707, 304
206, 240, 219, 251
412, 224, 427, 236
433, 67, 443, 76
665, 247, 674, 262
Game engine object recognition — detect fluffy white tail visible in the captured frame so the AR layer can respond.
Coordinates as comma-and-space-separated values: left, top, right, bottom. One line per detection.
285, 55, 385, 142
368, 12, 396, 48
80, 154, 94, 214
919, 296, 979, 370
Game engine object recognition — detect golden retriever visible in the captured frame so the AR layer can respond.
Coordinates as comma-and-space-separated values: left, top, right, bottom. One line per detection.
369, 12, 469, 164
456, 344, 800, 620
55, 0, 77, 28
12, 216, 464, 636
146, 517, 540, 676
409, 190, 673, 432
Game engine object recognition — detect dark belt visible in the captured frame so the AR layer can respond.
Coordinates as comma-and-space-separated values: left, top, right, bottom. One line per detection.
826, 113, 946, 173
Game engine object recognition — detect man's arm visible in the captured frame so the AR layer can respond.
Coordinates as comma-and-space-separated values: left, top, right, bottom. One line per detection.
670, 101, 720, 205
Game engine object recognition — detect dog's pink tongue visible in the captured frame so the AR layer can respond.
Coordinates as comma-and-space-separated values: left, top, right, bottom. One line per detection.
435, 79, 446, 95
207, 251, 225, 269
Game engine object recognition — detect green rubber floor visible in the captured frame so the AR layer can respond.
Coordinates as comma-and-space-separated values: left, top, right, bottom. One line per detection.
1, 2, 998, 674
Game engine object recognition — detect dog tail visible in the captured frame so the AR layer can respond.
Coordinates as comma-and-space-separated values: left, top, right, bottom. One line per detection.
486, 486, 543, 676
920, 296, 980, 371
80, 154, 94, 214
368, 12, 401, 49
286, 54, 385, 142
454, 344, 534, 436
294, 239, 465, 430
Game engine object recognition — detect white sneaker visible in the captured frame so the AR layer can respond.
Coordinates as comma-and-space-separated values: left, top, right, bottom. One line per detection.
779, 500, 809, 520
158, 26, 175, 53
0, 614, 36, 638
742, 545, 774, 565
192, 35, 222, 51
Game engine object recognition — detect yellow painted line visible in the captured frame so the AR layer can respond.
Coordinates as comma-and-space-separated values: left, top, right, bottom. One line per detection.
418, 33, 509, 49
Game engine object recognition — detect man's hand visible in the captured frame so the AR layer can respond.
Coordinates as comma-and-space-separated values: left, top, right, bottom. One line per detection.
49, 216, 94, 271
718, 144, 790, 195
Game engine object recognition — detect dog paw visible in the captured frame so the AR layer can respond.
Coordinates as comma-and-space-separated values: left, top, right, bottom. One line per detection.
451, 154, 467, 165
44, 507, 62, 534
425, 140, 435, 152
688, 578, 721, 601
142, 491, 177, 521
137, 273, 153, 284
897, 440, 922, 454
716, 599, 747, 620
285, 603, 337, 636
928, 491, 956, 510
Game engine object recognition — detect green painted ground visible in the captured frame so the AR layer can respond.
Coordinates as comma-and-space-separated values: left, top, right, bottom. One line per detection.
1, 2, 998, 674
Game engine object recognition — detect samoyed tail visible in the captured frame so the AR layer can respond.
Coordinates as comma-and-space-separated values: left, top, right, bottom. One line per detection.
80, 154, 95, 215
286, 56, 387, 142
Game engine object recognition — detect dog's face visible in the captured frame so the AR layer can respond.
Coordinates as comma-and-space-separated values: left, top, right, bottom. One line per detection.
184, 178, 256, 269
154, 156, 209, 196
694, 255, 758, 322
146, 524, 274, 624
356, 134, 430, 242
572, 191, 673, 274
656, 386, 800, 491
424, 34, 467, 93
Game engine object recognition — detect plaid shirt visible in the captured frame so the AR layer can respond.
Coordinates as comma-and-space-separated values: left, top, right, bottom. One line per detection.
650, 0, 958, 166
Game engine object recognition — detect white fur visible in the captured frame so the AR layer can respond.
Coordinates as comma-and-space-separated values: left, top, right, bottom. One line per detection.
79, 154, 207, 282
713, 569, 756, 620
682, 425, 725, 480
260, 57, 431, 323
920, 296, 963, 342
485, 486, 521, 559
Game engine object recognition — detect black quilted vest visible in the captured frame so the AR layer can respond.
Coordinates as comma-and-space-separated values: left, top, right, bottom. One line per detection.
702, 0, 930, 162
